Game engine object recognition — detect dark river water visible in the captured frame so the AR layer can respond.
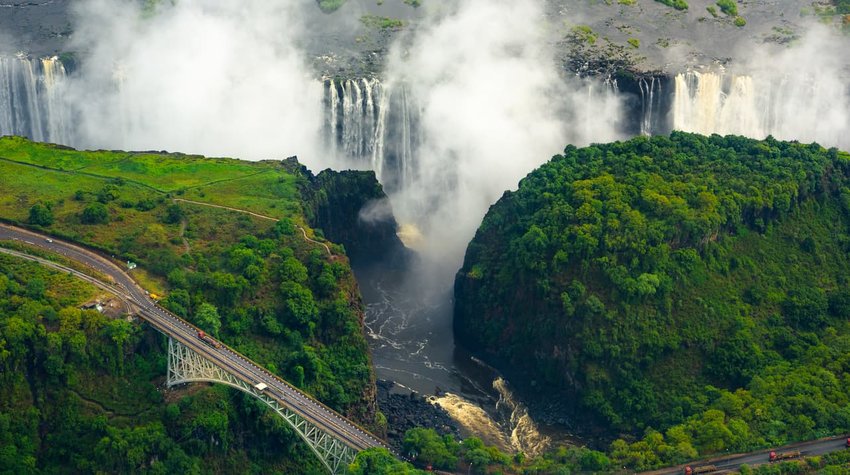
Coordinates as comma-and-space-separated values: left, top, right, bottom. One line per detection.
354, 263, 560, 455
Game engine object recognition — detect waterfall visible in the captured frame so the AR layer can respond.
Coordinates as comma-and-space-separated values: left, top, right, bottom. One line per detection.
40, 57, 72, 145
0, 55, 71, 144
429, 393, 514, 453
323, 77, 420, 193
325, 77, 383, 163
578, 76, 622, 142
671, 70, 850, 149
638, 76, 663, 136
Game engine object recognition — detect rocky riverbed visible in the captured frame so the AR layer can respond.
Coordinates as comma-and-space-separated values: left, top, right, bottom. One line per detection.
376, 379, 461, 449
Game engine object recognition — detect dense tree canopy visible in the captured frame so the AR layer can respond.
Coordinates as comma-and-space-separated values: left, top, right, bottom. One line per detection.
455, 133, 850, 469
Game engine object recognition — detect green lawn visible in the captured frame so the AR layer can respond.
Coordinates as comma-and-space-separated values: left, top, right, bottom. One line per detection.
0, 136, 281, 193
182, 169, 302, 219
0, 137, 301, 243
0, 136, 130, 171
83, 153, 265, 192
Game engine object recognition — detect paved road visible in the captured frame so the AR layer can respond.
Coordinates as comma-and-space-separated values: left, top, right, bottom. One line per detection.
641, 433, 849, 474
0, 223, 384, 453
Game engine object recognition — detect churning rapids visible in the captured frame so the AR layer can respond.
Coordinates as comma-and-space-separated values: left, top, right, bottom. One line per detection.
355, 263, 555, 455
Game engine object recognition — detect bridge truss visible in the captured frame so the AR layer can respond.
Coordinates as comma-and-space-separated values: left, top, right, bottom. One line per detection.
166, 337, 358, 474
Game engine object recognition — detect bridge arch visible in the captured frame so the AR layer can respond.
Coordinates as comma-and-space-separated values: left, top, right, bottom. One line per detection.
166, 337, 358, 474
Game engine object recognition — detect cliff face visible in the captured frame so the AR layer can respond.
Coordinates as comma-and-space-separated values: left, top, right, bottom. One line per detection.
454, 133, 850, 433
302, 167, 409, 267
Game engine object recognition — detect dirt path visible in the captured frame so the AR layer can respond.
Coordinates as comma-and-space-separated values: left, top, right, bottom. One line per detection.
178, 217, 190, 253
171, 198, 332, 256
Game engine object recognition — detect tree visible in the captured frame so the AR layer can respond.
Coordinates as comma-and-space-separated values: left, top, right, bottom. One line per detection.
81, 202, 109, 224
96, 184, 120, 203
163, 289, 190, 317
280, 282, 318, 327
28, 203, 53, 226
279, 257, 308, 283
25, 277, 45, 299
348, 448, 420, 475
194, 303, 221, 335
163, 203, 183, 224
402, 428, 458, 470
273, 218, 296, 236
782, 287, 828, 330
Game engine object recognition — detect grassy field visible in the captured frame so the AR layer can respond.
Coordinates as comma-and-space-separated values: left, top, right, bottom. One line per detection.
0, 136, 304, 271
0, 135, 296, 201
181, 170, 302, 220
0, 252, 101, 307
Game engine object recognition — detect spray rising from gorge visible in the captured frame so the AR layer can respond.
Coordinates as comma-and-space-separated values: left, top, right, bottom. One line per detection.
63, 0, 326, 167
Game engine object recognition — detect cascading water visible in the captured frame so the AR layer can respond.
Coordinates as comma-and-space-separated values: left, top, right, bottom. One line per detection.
637, 76, 664, 136
493, 377, 551, 456
671, 69, 850, 149
323, 77, 420, 193
325, 78, 381, 160
0, 54, 71, 144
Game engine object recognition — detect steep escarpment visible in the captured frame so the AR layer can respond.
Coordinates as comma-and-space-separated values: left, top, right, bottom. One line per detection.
302, 167, 409, 266
455, 133, 850, 444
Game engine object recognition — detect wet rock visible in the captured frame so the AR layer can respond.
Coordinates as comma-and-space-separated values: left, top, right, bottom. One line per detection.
377, 379, 461, 450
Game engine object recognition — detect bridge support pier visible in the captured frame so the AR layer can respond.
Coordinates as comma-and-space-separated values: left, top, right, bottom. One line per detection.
166, 337, 358, 474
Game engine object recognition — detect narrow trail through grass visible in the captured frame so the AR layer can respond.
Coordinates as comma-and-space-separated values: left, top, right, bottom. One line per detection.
172, 198, 333, 256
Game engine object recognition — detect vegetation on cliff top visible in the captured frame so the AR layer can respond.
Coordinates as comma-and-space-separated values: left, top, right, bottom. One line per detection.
655, 0, 689, 11
317, 0, 347, 13
455, 132, 850, 469
0, 253, 334, 473
0, 136, 383, 472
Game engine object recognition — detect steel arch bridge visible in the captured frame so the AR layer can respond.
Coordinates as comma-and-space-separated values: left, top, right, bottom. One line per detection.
166, 337, 359, 474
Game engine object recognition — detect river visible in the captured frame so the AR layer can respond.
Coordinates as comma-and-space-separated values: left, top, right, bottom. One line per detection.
354, 262, 563, 456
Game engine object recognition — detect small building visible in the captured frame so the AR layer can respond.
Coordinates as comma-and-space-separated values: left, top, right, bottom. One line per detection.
80, 300, 104, 313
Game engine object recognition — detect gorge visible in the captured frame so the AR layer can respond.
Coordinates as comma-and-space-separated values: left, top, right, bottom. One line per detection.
2, 0, 850, 470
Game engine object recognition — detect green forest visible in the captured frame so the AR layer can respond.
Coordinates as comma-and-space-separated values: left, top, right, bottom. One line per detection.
0, 137, 382, 473
0, 253, 342, 474
455, 133, 850, 470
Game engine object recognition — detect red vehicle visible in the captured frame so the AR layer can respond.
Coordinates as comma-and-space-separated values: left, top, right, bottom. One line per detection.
197, 331, 222, 349
684, 465, 717, 474
769, 450, 801, 462
845, 437, 850, 448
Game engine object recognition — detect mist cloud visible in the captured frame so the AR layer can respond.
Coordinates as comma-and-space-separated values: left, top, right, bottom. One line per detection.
739, 26, 850, 149
383, 0, 625, 283
67, 0, 324, 165
358, 197, 395, 224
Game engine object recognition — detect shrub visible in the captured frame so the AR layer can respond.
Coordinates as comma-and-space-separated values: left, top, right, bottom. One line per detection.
655, 0, 688, 10
716, 0, 738, 16
28, 203, 53, 226
163, 203, 183, 224
81, 203, 109, 224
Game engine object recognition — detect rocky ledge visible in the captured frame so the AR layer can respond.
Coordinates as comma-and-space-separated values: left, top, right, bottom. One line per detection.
377, 379, 461, 450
